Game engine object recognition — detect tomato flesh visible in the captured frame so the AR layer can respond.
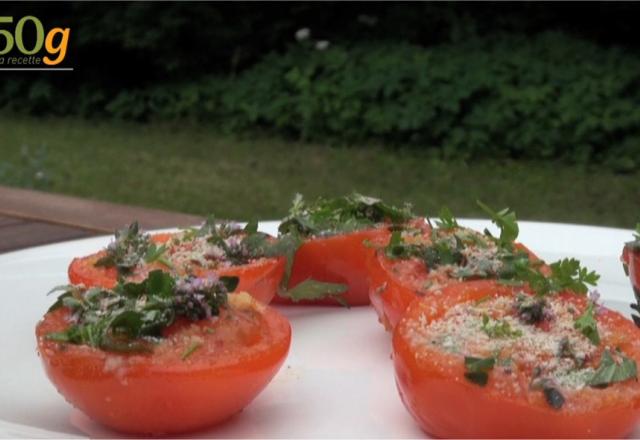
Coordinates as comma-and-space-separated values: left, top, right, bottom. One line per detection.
36, 297, 291, 435
623, 245, 640, 298
272, 226, 391, 306
393, 281, 640, 438
68, 233, 285, 305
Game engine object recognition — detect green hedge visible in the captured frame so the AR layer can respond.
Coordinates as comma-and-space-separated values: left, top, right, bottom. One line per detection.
3, 32, 640, 170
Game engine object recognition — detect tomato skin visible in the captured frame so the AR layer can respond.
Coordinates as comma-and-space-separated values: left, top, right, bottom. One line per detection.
68, 233, 285, 305
368, 239, 545, 330
393, 281, 640, 439
623, 245, 640, 297
36, 302, 291, 435
272, 226, 392, 306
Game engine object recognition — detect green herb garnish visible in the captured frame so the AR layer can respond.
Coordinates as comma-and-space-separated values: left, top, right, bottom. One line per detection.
435, 207, 459, 230
282, 279, 348, 305
503, 257, 599, 297
46, 270, 236, 353
464, 356, 495, 386
278, 193, 414, 237
477, 200, 519, 248
574, 302, 600, 345
588, 350, 638, 387
95, 222, 170, 275
181, 340, 203, 360
481, 314, 523, 338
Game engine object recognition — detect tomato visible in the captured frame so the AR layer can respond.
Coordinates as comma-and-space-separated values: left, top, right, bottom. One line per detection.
36, 293, 291, 435
623, 244, 640, 298
271, 226, 392, 306
68, 233, 285, 305
368, 225, 545, 330
393, 281, 640, 438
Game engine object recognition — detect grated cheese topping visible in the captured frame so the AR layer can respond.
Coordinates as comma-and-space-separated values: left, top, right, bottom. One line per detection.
404, 293, 622, 395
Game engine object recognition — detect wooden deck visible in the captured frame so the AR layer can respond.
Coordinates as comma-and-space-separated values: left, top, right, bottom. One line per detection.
0, 186, 203, 253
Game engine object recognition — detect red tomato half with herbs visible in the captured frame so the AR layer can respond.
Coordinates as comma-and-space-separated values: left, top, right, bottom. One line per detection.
393, 281, 640, 438
36, 294, 291, 435
368, 225, 545, 331
68, 233, 285, 305
271, 226, 392, 306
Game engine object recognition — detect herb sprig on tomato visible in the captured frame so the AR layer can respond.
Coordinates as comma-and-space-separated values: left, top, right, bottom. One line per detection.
47, 270, 238, 353
278, 192, 414, 238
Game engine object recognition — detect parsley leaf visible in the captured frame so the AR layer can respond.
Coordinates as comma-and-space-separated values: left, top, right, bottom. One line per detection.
574, 302, 600, 345
434, 206, 458, 229
464, 356, 495, 386
588, 350, 638, 387
502, 257, 599, 297
476, 200, 519, 247
549, 258, 600, 294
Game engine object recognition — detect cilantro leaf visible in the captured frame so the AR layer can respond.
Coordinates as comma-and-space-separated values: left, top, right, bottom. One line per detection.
476, 200, 519, 247
588, 350, 638, 387
464, 356, 495, 386
574, 302, 600, 345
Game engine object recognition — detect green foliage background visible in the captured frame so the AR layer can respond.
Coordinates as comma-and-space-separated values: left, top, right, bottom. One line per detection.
2, 3, 640, 169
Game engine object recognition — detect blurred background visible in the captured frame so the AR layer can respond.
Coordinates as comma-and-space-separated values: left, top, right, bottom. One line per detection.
0, 2, 638, 227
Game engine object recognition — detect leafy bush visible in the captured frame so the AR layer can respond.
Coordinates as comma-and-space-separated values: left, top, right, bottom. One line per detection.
3, 32, 640, 169
224, 33, 640, 169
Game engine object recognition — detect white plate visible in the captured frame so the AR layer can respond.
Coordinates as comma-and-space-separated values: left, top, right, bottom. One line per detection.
0, 220, 638, 438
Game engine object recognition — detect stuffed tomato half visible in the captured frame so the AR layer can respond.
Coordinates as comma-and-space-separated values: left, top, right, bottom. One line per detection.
273, 193, 416, 306
37, 271, 291, 435
68, 220, 285, 304
368, 204, 546, 330
393, 280, 640, 438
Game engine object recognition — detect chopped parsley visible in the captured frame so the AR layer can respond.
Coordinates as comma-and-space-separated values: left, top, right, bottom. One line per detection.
46, 270, 237, 353
278, 193, 414, 237
384, 204, 522, 281
574, 302, 600, 345
588, 350, 638, 387
481, 314, 523, 338
464, 356, 495, 386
